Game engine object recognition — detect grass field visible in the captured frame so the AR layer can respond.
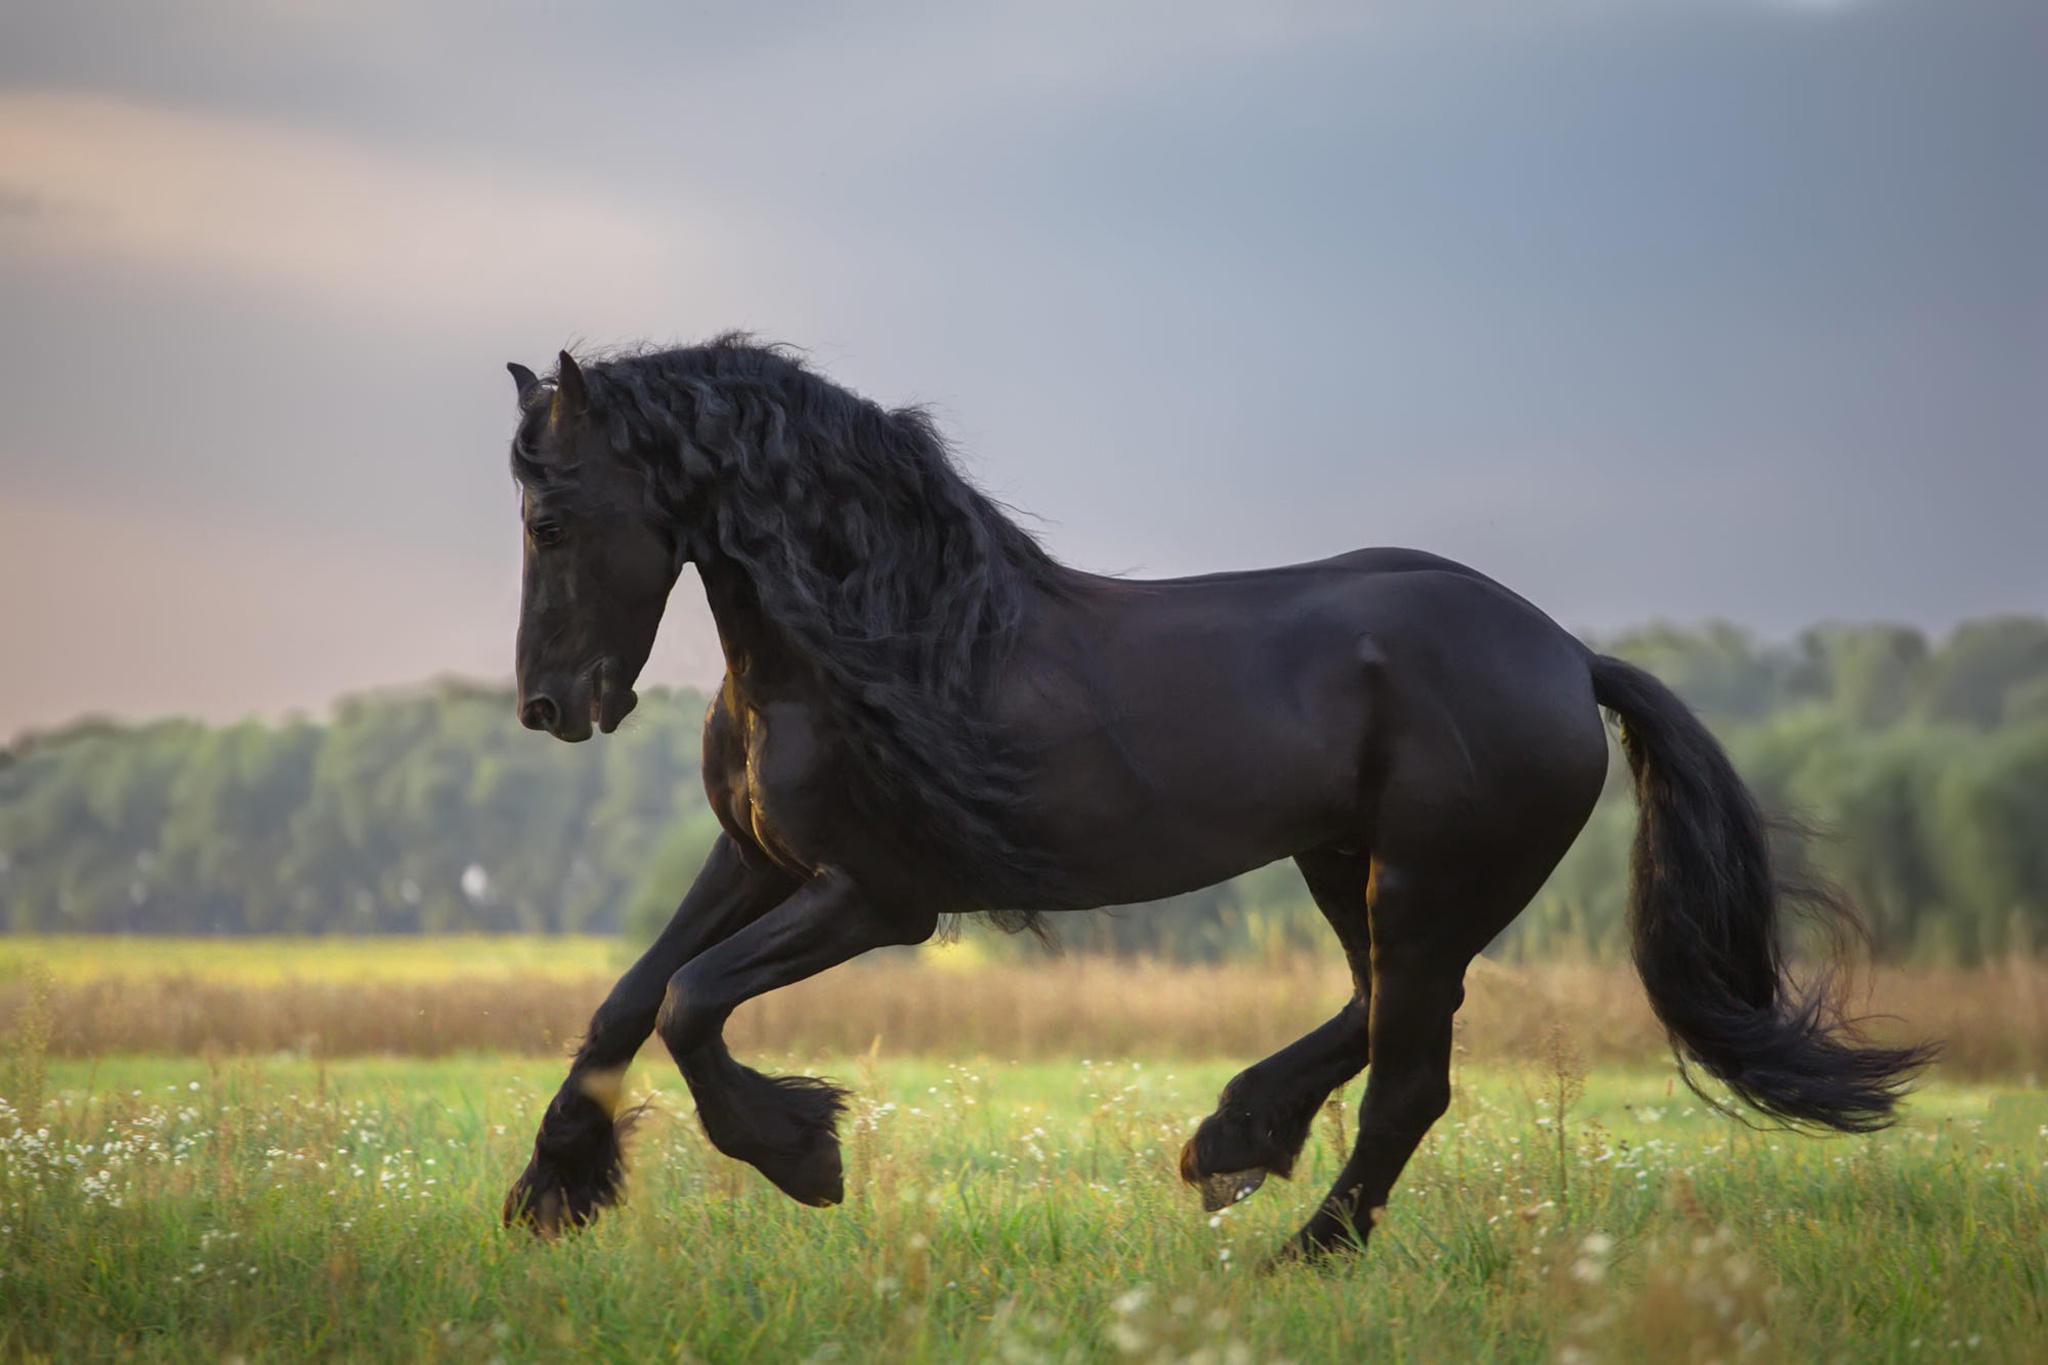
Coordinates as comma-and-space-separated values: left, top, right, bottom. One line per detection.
3, 1047, 2046, 1361
3, 938, 2047, 1359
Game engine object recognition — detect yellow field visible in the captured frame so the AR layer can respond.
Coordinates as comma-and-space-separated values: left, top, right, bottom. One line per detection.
2, 935, 2044, 1079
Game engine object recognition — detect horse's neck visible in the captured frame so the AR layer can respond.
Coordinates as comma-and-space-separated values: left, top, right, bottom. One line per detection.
693, 551, 811, 700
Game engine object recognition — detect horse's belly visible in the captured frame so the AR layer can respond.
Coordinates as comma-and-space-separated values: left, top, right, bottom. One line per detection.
1021, 661, 1373, 907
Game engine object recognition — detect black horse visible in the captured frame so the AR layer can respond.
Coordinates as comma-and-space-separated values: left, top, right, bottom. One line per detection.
499, 337, 1929, 1260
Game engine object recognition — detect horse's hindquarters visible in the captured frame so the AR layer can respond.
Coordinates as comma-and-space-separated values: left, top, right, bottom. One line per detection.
1006, 558, 1608, 912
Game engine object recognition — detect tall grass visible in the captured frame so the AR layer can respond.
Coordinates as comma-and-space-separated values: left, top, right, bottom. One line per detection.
0, 940, 2042, 1079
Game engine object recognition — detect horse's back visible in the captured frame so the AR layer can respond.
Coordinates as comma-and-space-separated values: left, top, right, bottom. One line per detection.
1010, 549, 1607, 905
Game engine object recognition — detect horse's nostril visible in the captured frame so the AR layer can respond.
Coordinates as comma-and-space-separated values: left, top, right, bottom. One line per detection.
520, 696, 560, 731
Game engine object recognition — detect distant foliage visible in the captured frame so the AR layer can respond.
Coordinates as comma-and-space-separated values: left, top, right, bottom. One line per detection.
3, 615, 2047, 962
1502, 615, 2048, 965
0, 683, 710, 936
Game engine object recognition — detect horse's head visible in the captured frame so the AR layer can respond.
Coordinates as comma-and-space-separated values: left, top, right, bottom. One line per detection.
505, 352, 679, 742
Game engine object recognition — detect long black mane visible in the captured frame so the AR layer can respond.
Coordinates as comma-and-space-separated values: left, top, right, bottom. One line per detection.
516, 336, 1068, 916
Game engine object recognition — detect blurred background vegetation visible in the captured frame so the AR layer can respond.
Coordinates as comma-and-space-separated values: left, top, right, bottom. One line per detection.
3, 614, 2045, 966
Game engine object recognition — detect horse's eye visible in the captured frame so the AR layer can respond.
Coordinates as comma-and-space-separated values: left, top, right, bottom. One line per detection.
529, 520, 564, 548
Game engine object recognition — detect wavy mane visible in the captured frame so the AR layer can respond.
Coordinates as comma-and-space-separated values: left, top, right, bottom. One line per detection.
516, 336, 1068, 919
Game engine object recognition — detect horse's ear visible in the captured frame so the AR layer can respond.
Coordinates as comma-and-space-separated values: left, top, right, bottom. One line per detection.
553, 350, 589, 420
507, 362, 541, 403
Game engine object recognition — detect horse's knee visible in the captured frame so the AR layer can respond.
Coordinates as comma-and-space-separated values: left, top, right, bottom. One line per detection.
655, 970, 721, 1058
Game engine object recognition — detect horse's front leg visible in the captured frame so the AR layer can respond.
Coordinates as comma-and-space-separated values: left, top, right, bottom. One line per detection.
504, 833, 797, 1235
657, 868, 937, 1206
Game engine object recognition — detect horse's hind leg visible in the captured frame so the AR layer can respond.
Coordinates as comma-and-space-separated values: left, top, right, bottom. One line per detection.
1279, 857, 1538, 1261
1180, 849, 1373, 1211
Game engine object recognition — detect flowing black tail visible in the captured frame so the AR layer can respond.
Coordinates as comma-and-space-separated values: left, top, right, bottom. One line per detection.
1589, 654, 1935, 1132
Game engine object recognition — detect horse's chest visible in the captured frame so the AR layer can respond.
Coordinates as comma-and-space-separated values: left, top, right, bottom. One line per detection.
729, 702, 844, 872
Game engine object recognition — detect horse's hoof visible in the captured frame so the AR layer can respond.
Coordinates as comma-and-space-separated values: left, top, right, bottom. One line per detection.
504, 1179, 567, 1240
1258, 1245, 1302, 1274
757, 1135, 845, 1207
1195, 1168, 1268, 1213
1274, 1203, 1379, 1264
502, 1147, 624, 1238
1260, 1239, 1333, 1274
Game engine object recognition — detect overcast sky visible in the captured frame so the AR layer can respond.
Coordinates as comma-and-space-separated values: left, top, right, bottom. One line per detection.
1, 0, 2041, 738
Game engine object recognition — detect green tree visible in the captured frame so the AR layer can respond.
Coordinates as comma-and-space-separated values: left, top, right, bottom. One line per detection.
1600, 621, 1789, 721
1794, 623, 1929, 728
1921, 617, 2048, 729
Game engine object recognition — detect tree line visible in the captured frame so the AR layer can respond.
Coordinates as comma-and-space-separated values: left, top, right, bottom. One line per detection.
2, 614, 2045, 962
0, 683, 709, 937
